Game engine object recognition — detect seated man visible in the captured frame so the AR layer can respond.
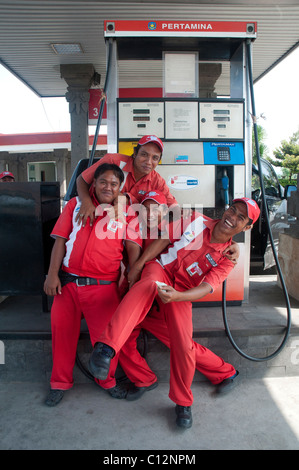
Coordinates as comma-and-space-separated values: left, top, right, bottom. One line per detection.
44, 163, 142, 406
89, 197, 260, 428
75, 134, 177, 228
118, 190, 237, 403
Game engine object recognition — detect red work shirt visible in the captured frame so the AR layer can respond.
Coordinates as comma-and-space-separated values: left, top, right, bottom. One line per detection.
51, 190, 142, 280
157, 211, 235, 293
81, 153, 177, 207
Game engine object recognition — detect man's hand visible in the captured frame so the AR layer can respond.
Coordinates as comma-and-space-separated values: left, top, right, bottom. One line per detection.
75, 199, 96, 227
127, 262, 143, 288
156, 284, 181, 303
111, 194, 128, 223
223, 241, 240, 264
44, 273, 62, 296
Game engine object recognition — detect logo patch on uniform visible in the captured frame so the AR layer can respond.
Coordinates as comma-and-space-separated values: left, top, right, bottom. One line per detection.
186, 262, 203, 277
107, 219, 123, 233
184, 230, 195, 241
205, 253, 218, 267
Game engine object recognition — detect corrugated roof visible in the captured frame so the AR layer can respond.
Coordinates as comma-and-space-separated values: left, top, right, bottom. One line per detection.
0, 1, 298, 97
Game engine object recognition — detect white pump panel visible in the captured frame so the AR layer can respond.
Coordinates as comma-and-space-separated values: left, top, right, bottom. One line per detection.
199, 101, 244, 139
118, 101, 164, 139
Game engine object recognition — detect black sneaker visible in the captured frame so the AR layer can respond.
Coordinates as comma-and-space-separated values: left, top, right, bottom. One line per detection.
108, 383, 128, 399
175, 405, 192, 429
45, 389, 65, 407
89, 342, 114, 380
126, 381, 158, 401
216, 370, 240, 395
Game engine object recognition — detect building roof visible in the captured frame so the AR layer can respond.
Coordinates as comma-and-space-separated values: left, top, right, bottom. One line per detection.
0, 1, 298, 98
0, 132, 107, 153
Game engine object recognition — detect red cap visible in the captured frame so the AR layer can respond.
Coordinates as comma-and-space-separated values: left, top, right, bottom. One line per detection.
0, 171, 15, 180
232, 197, 260, 224
138, 135, 163, 152
141, 190, 167, 205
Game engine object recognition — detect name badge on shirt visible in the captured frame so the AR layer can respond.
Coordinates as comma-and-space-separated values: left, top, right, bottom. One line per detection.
184, 230, 195, 242
205, 253, 218, 267
186, 262, 203, 277
107, 219, 123, 233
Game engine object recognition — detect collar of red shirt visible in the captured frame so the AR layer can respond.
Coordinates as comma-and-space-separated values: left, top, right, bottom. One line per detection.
203, 216, 232, 250
122, 155, 153, 183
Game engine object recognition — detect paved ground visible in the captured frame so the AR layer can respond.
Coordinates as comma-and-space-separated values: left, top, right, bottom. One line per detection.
1, 273, 299, 452
1, 376, 299, 451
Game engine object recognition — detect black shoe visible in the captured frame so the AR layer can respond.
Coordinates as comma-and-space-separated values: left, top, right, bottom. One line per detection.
45, 389, 65, 407
126, 381, 158, 401
175, 405, 192, 429
216, 370, 240, 395
88, 342, 114, 380
108, 382, 129, 399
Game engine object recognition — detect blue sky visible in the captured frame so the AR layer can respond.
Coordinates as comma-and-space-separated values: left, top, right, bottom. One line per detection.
1, 45, 299, 157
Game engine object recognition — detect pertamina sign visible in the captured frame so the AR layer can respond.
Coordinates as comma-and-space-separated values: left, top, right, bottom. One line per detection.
104, 20, 257, 38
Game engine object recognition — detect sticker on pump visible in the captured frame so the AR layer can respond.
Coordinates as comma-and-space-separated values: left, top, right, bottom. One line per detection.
167, 175, 199, 190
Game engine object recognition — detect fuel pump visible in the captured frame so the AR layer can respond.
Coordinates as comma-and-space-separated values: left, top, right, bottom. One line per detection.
104, 19, 255, 305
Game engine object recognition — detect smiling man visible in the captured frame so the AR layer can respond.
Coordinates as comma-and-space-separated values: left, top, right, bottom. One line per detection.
88, 197, 260, 428
75, 135, 178, 227
43, 163, 142, 406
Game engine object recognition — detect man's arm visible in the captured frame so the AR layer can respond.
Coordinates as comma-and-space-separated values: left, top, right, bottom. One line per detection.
125, 241, 142, 271
76, 175, 96, 227
43, 236, 67, 296
157, 282, 212, 304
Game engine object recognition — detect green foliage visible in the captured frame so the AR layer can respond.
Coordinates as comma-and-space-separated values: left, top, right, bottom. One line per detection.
278, 177, 297, 188
252, 124, 269, 164
267, 129, 299, 182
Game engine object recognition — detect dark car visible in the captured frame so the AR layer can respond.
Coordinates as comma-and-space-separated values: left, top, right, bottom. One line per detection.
250, 158, 297, 271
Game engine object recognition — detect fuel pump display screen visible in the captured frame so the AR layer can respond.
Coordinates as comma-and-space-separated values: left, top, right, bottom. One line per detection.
118, 101, 164, 139
199, 101, 244, 140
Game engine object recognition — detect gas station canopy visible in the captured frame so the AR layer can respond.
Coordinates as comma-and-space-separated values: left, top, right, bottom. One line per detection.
0, 0, 298, 98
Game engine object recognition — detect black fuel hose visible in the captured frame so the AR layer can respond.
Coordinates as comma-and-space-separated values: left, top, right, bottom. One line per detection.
221, 40, 292, 361
88, 38, 113, 168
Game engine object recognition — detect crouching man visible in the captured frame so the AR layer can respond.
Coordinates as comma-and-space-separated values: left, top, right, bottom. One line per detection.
44, 163, 142, 406
88, 197, 260, 428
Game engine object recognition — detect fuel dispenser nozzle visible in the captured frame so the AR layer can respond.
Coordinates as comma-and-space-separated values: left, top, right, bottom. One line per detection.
221, 169, 230, 210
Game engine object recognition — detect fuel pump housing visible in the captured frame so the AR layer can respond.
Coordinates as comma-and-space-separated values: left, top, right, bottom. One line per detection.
104, 20, 257, 304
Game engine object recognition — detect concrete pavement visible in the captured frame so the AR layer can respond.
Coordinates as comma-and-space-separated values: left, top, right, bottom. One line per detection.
1, 273, 299, 451
0, 376, 299, 450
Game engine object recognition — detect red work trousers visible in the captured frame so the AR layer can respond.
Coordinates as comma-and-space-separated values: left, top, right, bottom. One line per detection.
50, 281, 120, 391
100, 261, 235, 406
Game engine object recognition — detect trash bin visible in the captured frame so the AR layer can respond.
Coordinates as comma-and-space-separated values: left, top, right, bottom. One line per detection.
0, 182, 60, 308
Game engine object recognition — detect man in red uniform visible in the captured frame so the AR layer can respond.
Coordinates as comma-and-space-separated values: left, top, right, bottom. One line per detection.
44, 163, 142, 406
75, 135, 178, 227
118, 190, 237, 402
0, 171, 15, 182
88, 197, 260, 428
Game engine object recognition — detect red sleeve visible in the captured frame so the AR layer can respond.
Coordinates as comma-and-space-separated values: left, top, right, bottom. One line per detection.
124, 206, 143, 248
80, 154, 115, 185
51, 198, 77, 240
204, 258, 235, 293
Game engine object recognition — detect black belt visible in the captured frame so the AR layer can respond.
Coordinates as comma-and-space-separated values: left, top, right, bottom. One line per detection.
59, 270, 112, 287
75, 277, 112, 287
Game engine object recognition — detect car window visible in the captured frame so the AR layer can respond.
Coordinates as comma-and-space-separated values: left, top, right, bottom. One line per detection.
261, 160, 280, 197
252, 160, 280, 198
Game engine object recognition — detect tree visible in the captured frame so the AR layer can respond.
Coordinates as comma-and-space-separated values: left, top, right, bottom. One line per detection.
268, 130, 299, 182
